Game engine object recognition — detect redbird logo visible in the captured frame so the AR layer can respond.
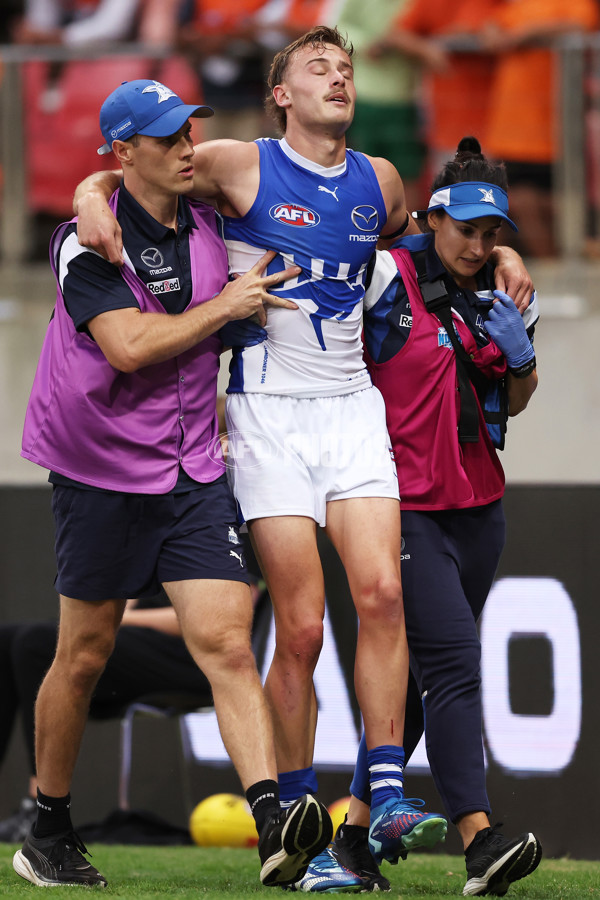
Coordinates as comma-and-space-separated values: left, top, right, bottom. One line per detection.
148, 277, 180, 295
269, 203, 320, 227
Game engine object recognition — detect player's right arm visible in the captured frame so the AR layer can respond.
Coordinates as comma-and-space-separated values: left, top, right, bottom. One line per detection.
73, 140, 259, 264
73, 171, 123, 264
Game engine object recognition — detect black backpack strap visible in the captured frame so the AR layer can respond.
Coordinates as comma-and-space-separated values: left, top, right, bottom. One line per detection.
411, 249, 482, 443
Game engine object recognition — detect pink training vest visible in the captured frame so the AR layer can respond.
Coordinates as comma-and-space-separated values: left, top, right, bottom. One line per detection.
364, 247, 507, 511
22, 193, 227, 492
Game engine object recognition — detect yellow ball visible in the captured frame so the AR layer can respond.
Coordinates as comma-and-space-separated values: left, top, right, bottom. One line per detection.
189, 793, 258, 848
327, 796, 351, 835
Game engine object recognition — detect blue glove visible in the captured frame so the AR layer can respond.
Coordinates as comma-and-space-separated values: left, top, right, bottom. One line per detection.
219, 318, 267, 348
483, 290, 534, 368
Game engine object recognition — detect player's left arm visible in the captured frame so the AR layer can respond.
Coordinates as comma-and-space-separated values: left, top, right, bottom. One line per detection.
368, 156, 421, 249
489, 245, 534, 312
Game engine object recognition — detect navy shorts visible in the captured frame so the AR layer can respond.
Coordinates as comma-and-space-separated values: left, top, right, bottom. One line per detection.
52, 475, 249, 601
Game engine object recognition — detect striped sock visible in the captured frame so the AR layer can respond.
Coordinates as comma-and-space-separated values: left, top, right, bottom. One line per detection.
367, 745, 405, 808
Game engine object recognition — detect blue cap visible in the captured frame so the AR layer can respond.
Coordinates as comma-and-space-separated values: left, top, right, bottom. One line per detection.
97, 79, 213, 155
417, 181, 517, 231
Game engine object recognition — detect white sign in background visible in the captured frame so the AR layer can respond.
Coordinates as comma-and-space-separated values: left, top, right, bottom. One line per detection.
185, 578, 582, 777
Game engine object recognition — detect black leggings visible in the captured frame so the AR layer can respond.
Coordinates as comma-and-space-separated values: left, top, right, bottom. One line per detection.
0, 620, 211, 776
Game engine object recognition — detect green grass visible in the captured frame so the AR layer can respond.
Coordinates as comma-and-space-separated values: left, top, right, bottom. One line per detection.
1, 844, 598, 898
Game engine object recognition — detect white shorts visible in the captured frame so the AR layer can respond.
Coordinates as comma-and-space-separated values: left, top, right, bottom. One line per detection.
224, 387, 399, 527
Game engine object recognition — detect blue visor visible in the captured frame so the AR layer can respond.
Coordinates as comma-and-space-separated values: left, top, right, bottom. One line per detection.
420, 181, 517, 231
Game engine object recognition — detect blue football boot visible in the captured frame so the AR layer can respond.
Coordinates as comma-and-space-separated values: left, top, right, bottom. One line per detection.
369, 797, 447, 865
295, 820, 390, 893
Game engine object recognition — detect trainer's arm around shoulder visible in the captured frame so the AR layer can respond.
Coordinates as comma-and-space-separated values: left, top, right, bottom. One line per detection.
87, 252, 299, 373
368, 156, 421, 249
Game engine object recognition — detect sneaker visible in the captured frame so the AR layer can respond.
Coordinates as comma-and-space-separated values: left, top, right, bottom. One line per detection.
13, 829, 107, 887
293, 846, 364, 893
295, 820, 390, 893
369, 797, 447, 865
0, 797, 37, 842
259, 794, 333, 887
463, 824, 542, 896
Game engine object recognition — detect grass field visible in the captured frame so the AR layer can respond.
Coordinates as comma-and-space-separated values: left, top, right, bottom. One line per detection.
0, 845, 598, 899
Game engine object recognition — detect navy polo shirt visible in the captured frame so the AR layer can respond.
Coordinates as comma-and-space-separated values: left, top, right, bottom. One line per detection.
59, 183, 197, 331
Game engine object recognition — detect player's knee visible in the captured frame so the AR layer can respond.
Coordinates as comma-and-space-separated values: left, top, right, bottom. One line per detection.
275, 619, 323, 671
63, 639, 114, 696
356, 575, 404, 625
195, 628, 256, 676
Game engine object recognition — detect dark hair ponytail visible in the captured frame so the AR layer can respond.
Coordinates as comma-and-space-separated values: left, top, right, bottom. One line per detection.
431, 136, 508, 192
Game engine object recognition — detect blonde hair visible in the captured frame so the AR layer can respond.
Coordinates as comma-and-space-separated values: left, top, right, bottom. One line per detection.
265, 26, 353, 134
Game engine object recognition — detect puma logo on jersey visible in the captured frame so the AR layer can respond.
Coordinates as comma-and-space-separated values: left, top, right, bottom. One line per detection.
318, 184, 340, 201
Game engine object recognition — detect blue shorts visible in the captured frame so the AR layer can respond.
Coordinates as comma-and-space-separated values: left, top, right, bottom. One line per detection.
52, 475, 249, 601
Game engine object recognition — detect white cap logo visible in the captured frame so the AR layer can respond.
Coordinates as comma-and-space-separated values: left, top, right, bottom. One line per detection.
141, 81, 177, 104
478, 188, 496, 204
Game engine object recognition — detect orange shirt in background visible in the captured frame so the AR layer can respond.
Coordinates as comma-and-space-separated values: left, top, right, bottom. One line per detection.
395, 0, 502, 155
191, 0, 268, 33
484, 0, 599, 163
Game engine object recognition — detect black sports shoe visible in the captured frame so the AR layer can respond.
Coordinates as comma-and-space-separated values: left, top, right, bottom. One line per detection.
259, 794, 333, 887
329, 820, 390, 892
0, 797, 37, 842
463, 824, 542, 896
296, 819, 391, 893
13, 829, 107, 887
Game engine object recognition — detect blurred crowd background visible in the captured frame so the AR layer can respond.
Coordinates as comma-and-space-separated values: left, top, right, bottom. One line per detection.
2, 0, 600, 263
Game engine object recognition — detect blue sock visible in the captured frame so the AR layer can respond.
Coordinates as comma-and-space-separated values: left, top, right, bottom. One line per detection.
350, 732, 371, 805
278, 767, 318, 808
367, 745, 405, 809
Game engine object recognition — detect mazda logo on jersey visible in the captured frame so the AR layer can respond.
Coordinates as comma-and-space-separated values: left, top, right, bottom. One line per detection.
269, 203, 320, 227
351, 205, 379, 232
141, 247, 164, 268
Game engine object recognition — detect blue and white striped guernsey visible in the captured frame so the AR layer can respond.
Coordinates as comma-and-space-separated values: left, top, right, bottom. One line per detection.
223, 138, 387, 397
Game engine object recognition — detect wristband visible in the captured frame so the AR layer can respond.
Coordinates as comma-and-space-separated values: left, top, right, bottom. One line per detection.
509, 356, 537, 378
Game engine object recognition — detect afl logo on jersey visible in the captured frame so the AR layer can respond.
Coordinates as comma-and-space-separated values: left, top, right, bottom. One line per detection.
269, 203, 320, 227
351, 205, 379, 232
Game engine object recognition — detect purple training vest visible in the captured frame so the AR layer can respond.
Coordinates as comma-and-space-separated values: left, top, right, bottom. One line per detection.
22, 191, 227, 492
